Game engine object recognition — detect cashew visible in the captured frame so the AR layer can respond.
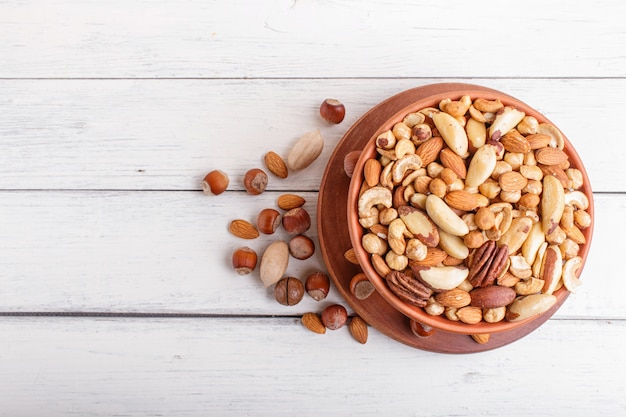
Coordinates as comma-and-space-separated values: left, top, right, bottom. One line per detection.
537, 122, 564, 150
388, 218, 409, 255
425, 296, 445, 316
562, 256, 583, 293
473, 98, 504, 113
564, 190, 589, 211
514, 277, 545, 296
406, 238, 428, 261
517, 115, 539, 135
380, 161, 395, 189
358, 186, 392, 221
395, 138, 416, 159
392, 154, 422, 183
402, 112, 426, 128
559, 238, 580, 260
566, 168, 584, 189
509, 255, 532, 279
573, 210, 591, 229
392, 122, 412, 142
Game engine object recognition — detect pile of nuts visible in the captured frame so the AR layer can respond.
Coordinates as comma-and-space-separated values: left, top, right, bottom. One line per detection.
356, 95, 590, 332
204, 98, 368, 344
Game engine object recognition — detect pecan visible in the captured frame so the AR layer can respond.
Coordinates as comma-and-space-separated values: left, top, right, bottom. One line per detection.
386, 271, 433, 307
468, 241, 509, 287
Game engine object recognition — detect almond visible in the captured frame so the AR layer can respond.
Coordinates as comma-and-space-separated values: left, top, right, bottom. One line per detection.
229, 219, 260, 239
526, 133, 552, 149
408, 247, 448, 266
500, 130, 531, 153
349, 316, 368, 344
277, 193, 306, 210
344, 248, 360, 265
498, 171, 528, 192
456, 306, 483, 324
415, 136, 444, 166
439, 148, 467, 179
435, 288, 471, 308
535, 147, 569, 166
444, 190, 489, 211
301, 312, 326, 334
364, 158, 382, 187
470, 333, 491, 344
264, 151, 289, 179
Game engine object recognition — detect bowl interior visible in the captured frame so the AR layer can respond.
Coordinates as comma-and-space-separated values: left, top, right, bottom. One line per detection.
347, 86, 594, 335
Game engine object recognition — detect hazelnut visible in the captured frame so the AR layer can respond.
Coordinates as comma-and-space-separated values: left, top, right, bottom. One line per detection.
321, 304, 348, 330
202, 170, 229, 195
410, 320, 435, 337
349, 273, 375, 300
256, 208, 281, 235
231, 246, 258, 275
288, 234, 315, 260
274, 277, 305, 306
281, 207, 311, 235
305, 272, 330, 301
475, 207, 496, 230
243, 168, 268, 195
319, 99, 345, 124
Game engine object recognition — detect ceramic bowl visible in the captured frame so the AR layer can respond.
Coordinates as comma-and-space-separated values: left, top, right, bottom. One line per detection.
347, 84, 594, 335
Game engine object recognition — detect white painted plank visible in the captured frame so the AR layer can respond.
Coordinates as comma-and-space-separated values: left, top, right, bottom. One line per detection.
0, 190, 612, 319
1, 0, 625, 78
0, 316, 623, 417
0, 78, 622, 192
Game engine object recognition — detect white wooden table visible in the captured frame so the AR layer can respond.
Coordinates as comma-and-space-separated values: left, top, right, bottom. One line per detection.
1, 1, 624, 415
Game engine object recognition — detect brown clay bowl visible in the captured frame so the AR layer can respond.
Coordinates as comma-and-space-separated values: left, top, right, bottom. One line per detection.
347, 84, 594, 335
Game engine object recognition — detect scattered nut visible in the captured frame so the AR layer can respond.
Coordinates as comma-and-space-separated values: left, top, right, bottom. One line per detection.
288, 234, 315, 260
305, 272, 330, 301
277, 193, 306, 211
264, 151, 289, 179
202, 170, 229, 195
274, 277, 305, 306
321, 304, 348, 330
231, 246, 258, 275
229, 219, 260, 240
282, 207, 311, 235
320, 98, 346, 124
243, 168, 268, 195
256, 208, 281, 235
301, 312, 326, 334
349, 316, 368, 344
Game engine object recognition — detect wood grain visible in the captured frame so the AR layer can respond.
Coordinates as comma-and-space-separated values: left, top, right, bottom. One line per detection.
0, 78, 622, 192
0, 317, 624, 417
1, 0, 625, 78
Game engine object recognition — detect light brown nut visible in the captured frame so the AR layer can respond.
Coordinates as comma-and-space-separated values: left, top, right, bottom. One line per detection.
425, 194, 469, 236
456, 306, 483, 324
287, 129, 324, 170
444, 190, 489, 212
466, 118, 487, 148
489, 106, 525, 140
517, 116, 539, 135
440, 148, 467, 179
349, 316, 368, 344
562, 256, 583, 293
416, 136, 444, 166
435, 288, 471, 308
497, 216, 533, 254
424, 297, 445, 316
466, 144, 498, 187
344, 248, 359, 265
537, 122, 565, 150
277, 194, 306, 210
229, 219, 260, 239
408, 247, 448, 267
475, 207, 496, 230
301, 312, 326, 334
259, 240, 289, 287
526, 133, 552, 149
514, 277, 545, 296
500, 130, 531, 153
464, 230, 486, 249
482, 307, 506, 323
393, 122, 412, 141
432, 111, 469, 156
362, 233, 388, 256
371, 253, 392, 278
498, 171, 528, 192
535, 147, 569, 166
376, 130, 396, 150
541, 175, 565, 236
264, 151, 289, 179
364, 158, 382, 187
438, 229, 470, 260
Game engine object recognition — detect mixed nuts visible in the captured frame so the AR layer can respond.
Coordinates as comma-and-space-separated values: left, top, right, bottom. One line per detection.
356, 95, 590, 332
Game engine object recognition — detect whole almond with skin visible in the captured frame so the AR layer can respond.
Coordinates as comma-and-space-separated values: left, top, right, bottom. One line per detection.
440, 148, 467, 179
456, 306, 483, 324
535, 147, 569, 166
277, 194, 306, 210
416, 136, 444, 166
349, 316, 368, 344
435, 288, 471, 308
526, 133, 552, 149
471, 333, 490, 344
364, 158, 382, 187
444, 190, 489, 211
500, 130, 531, 153
301, 312, 326, 334
498, 171, 528, 192
287, 129, 324, 171
264, 151, 288, 179
229, 219, 260, 239
408, 247, 448, 266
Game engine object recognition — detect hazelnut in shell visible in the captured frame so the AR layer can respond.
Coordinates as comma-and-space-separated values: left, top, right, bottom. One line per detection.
321, 304, 348, 330
282, 207, 311, 235
231, 247, 258, 275
243, 168, 268, 195
304, 272, 330, 301
202, 170, 229, 195
274, 277, 305, 306
319, 99, 346, 124
257, 208, 281, 235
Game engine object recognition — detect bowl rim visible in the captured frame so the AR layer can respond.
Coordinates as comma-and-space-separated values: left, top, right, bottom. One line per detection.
347, 84, 594, 335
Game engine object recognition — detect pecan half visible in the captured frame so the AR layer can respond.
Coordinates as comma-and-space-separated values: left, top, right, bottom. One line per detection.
386, 271, 433, 307
468, 241, 509, 287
